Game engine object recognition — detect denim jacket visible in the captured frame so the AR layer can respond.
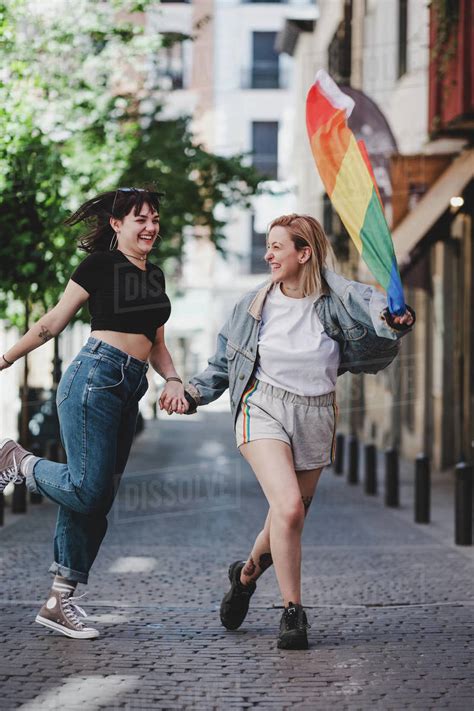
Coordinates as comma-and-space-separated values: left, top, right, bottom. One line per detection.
186, 268, 415, 426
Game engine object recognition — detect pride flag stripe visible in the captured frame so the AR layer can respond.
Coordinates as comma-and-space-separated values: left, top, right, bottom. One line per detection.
306, 70, 406, 315
357, 139, 384, 207
242, 380, 259, 444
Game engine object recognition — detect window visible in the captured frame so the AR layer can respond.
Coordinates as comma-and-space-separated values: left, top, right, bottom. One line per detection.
156, 33, 185, 90
327, 1, 352, 84
252, 121, 279, 179
398, 0, 408, 78
250, 216, 268, 274
322, 193, 350, 261
252, 32, 279, 89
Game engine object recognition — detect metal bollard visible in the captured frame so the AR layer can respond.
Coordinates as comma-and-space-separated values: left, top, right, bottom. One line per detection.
348, 436, 359, 485
415, 454, 430, 523
29, 443, 43, 505
12, 481, 27, 514
364, 444, 377, 495
47, 440, 58, 461
334, 433, 344, 475
385, 448, 399, 507
455, 462, 472, 546
0, 493, 4, 527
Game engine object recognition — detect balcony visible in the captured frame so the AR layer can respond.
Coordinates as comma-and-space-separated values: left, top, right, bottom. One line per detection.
428, 0, 474, 136
252, 154, 278, 180
241, 62, 288, 89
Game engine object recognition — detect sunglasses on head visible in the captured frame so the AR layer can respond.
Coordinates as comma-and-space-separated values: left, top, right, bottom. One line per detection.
111, 187, 162, 216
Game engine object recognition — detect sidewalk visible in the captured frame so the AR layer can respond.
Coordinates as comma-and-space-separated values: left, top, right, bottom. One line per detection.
335, 437, 472, 554
0, 409, 473, 710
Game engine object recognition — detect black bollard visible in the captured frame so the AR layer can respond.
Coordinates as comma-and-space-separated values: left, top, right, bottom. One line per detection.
385, 448, 399, 507
0, 493, 4, 527
364, 444, 377, 495
415, 454, 430, 523
12, 481, 27, 514
334, 433, 344, 475
455, 462, 472, 546
29, 442, 43, 505
348, 436, 359, 485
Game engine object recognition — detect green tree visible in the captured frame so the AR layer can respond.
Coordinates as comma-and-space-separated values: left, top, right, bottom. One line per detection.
0, 0, 263, 318
123, 116, 262, 258
0, 0, 264, 446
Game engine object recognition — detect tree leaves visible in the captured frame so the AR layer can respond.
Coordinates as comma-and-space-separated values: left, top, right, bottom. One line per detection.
0, 0, 264, 327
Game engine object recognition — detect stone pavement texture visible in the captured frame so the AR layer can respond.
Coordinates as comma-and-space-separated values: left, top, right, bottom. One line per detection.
0, 408, 473, 710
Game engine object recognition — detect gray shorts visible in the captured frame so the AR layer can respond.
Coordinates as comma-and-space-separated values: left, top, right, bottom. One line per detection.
235, 379, 338, 471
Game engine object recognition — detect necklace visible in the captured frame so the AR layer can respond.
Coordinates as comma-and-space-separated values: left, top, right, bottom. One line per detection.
120, 252, 147, 262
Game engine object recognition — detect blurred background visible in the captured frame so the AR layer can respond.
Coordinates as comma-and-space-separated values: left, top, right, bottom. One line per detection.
0, 0, 473, 476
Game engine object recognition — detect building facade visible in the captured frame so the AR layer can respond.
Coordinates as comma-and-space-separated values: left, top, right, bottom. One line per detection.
278, 0, 474, 471
153, 1, 316, 381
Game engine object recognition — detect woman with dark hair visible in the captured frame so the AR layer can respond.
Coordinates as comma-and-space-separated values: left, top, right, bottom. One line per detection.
0, 188, 187, 639
182, 213, 415, 650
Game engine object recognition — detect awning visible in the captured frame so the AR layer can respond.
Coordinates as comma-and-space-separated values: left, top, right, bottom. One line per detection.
395, 149, 474, 267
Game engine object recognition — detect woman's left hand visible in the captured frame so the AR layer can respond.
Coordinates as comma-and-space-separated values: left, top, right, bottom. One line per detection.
159, 381, 189, 415
391, 309, 414, 327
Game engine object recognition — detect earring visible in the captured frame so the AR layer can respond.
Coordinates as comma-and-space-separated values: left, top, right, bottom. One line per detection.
109, 233, 118, 251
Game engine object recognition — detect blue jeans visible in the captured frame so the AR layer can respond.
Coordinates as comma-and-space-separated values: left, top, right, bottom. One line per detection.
26, 338, 149, 584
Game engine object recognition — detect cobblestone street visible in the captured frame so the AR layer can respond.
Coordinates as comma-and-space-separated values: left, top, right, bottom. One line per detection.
0, 408, 473, 710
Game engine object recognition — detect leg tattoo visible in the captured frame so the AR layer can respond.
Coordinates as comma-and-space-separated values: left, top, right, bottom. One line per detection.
242, 556, 256, 578
241, 552, 273, 585
258, 552, 273, 572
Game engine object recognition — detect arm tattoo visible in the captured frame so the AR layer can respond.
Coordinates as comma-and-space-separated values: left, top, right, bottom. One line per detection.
302, 496, 313, 514
242, 557, 256, 578
38, 325, 52, 344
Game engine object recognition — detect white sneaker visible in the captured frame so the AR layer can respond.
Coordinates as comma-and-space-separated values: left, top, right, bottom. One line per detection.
0, 438, 29, 493
35, 589, 99, 640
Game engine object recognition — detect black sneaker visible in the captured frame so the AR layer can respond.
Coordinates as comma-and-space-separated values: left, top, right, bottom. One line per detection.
219, 560, 256, 630
277, 602, 310, 650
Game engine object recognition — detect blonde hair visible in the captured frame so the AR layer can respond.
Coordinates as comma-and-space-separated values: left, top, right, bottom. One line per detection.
267, 213, 335, 297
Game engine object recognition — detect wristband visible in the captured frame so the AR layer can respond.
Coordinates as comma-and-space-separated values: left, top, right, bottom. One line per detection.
2, 354, 13, 366
166, 376, 183, 384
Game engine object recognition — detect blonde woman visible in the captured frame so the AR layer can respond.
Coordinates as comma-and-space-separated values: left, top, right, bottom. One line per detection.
182, 214, 414, 650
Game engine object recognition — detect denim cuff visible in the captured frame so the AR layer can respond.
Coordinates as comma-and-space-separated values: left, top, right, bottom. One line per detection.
49, 562, 89, 585
24, 457, 42, 493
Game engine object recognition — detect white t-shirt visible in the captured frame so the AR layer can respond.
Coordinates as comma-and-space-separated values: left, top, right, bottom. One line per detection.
255, 283, 340, 396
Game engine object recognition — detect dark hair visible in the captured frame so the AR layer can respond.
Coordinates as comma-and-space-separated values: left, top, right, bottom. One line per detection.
65, 188, 163, 253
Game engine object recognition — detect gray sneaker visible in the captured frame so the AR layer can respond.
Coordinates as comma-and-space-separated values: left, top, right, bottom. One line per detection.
35, 589, 99, 640
0, 438, 30, 493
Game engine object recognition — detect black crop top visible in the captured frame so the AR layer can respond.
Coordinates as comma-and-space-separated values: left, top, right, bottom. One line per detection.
71, 251, 171, 343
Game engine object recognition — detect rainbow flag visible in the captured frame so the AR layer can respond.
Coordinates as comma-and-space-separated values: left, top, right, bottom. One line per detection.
306, 70, 406, 315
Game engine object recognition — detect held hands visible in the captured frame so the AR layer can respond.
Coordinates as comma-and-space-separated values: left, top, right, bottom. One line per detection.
159, 380, 189, 416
